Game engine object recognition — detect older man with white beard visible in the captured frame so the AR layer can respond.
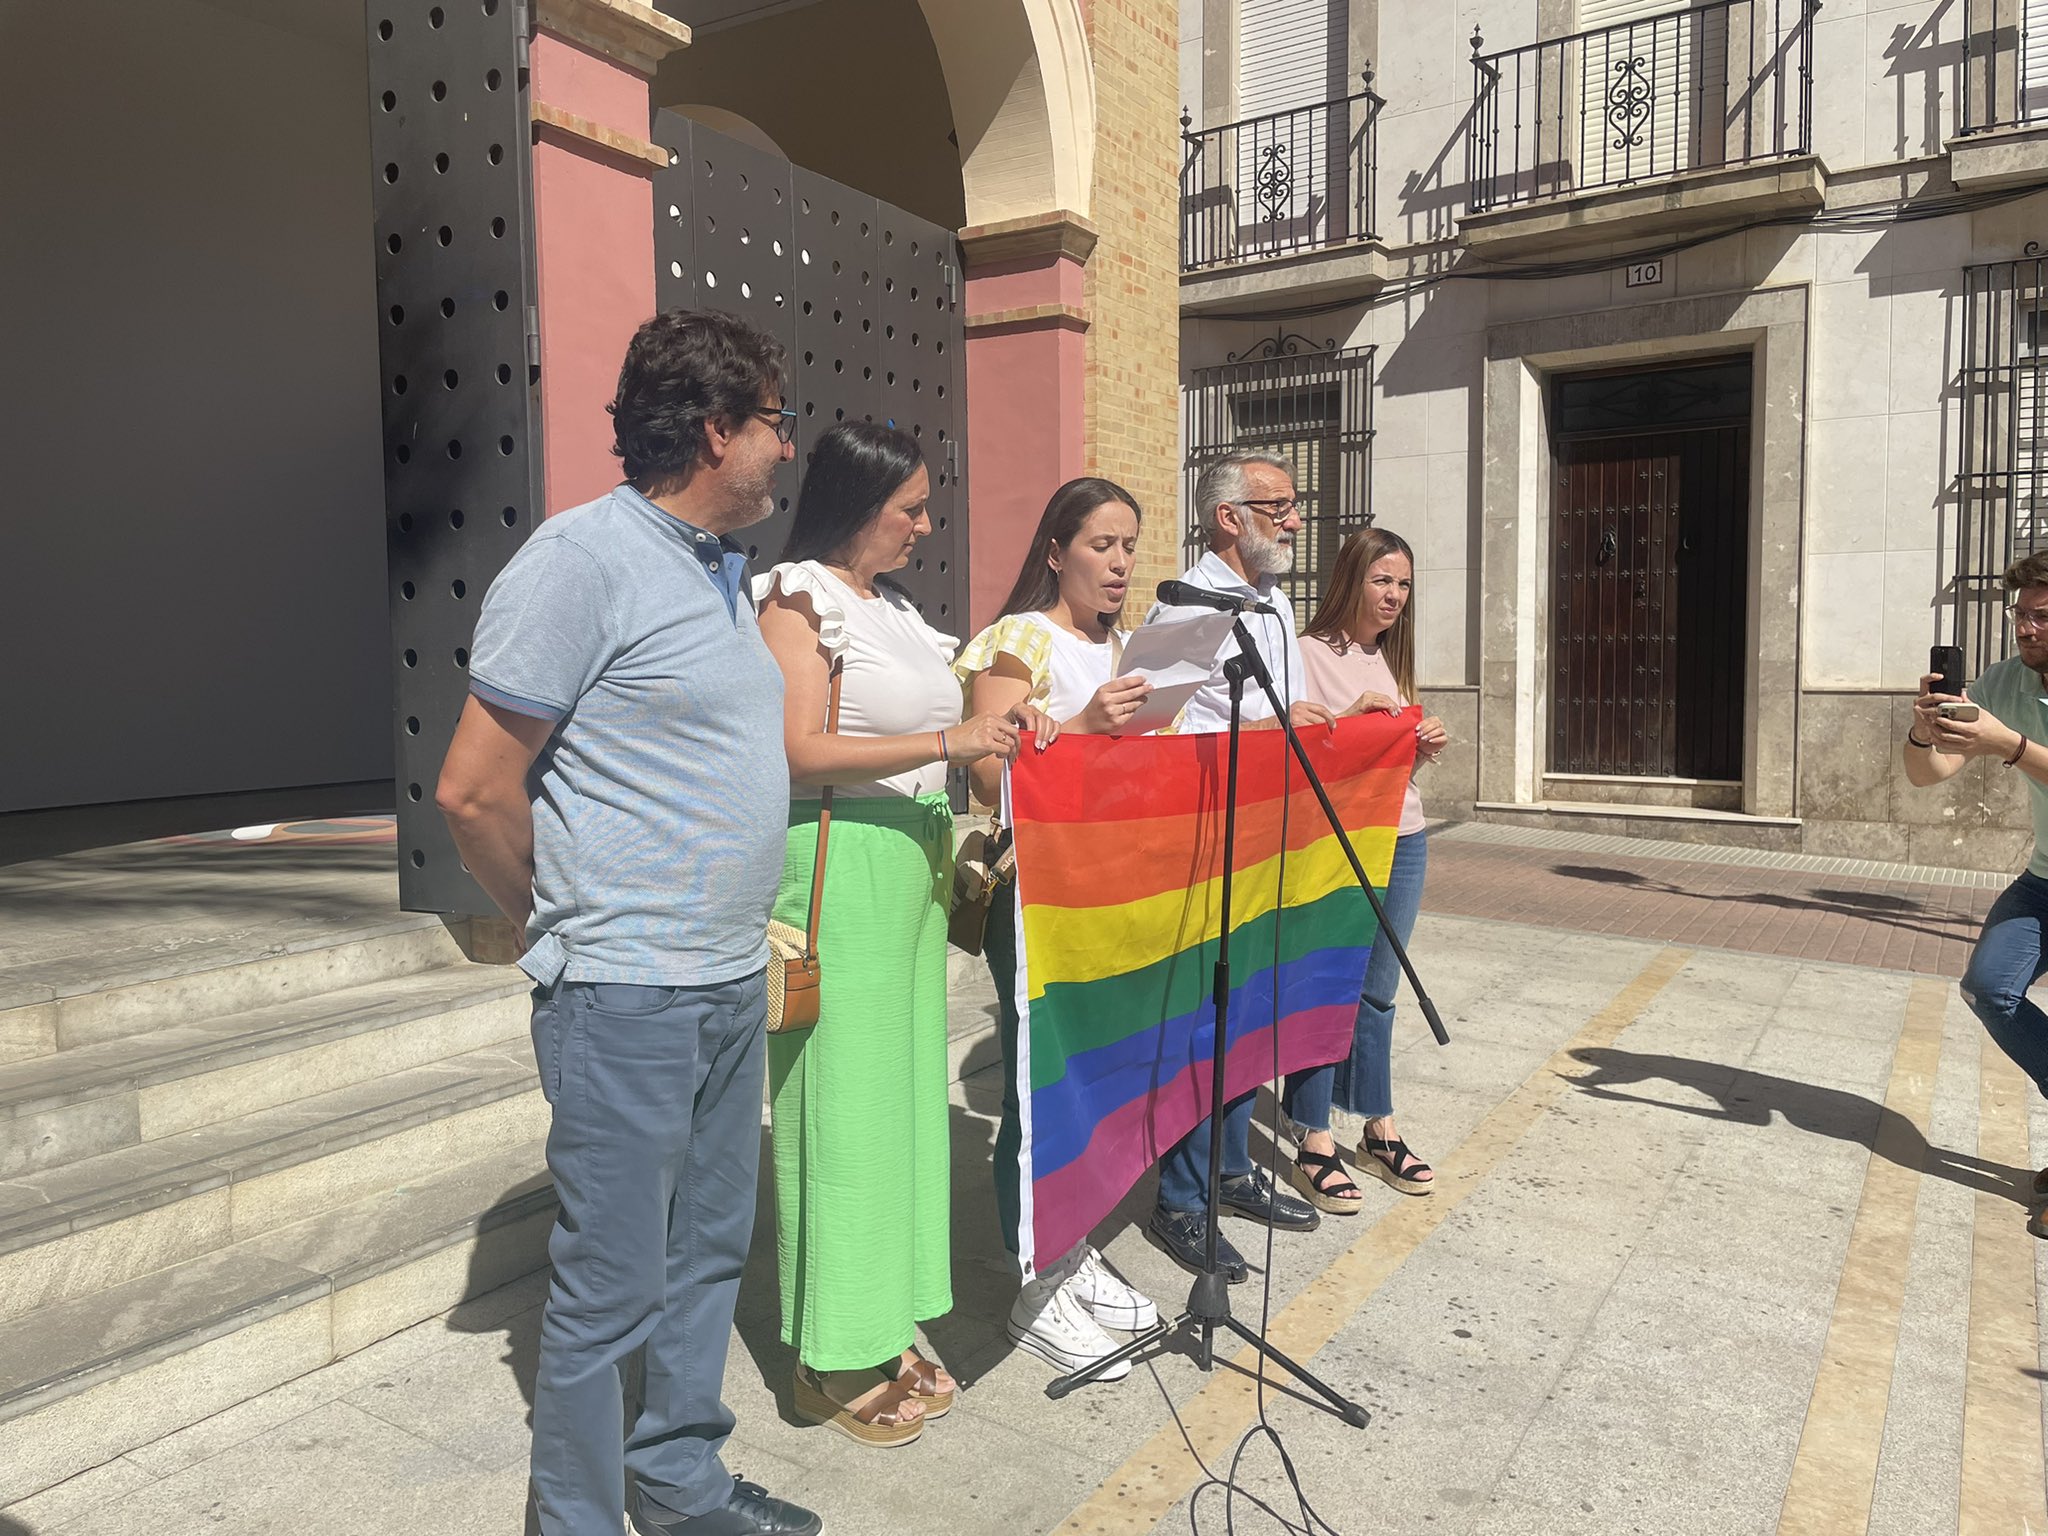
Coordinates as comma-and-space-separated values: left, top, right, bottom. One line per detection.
1140, 451, 1336, 1281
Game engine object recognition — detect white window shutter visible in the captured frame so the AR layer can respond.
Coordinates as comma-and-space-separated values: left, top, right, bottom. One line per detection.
1238, 0, 1333, 121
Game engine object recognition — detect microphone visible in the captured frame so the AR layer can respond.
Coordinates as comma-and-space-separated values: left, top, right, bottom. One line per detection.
1154, 579, 1276, 616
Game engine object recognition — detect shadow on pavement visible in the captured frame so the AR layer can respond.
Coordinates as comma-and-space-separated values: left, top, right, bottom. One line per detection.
1546, 863, 1977, 948
1567, 1046, 2031, 1205
0, 1515, 32, 1535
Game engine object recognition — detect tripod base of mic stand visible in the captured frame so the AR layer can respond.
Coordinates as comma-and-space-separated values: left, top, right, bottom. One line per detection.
1043, 1270, 1370, 1430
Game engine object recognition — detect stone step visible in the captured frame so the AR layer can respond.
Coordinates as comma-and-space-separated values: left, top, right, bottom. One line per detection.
0, 1038, 547, 1324
0, 909, 473, 1063
0, 964, 530, 1180
0, 1137, 555, 1507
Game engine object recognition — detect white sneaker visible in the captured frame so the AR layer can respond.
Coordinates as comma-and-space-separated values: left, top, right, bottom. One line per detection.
1065, 1246, 1159, 1332
1008, 1272, 1132, 1380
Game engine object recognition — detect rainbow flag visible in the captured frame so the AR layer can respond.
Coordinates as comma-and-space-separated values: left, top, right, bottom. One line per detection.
1007, 712, 1418, 1272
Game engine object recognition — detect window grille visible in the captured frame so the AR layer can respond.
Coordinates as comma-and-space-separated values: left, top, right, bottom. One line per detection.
1954, 256, 2048, 674
1183, 337, 1376, 626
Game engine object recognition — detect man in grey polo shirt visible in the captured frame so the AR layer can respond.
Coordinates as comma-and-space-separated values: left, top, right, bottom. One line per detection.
1909, 548, 2048, 1238
438, 310, 818, 1536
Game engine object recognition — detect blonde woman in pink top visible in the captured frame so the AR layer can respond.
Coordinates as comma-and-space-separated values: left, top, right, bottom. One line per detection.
1282, 527, 1448, 1212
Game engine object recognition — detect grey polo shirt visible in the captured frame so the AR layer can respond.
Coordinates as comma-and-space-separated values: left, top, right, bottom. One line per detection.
1969, 655, 2048, 879
468, 484, 789, 987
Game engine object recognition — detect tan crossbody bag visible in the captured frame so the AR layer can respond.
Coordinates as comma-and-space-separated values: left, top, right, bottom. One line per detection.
765, 659, 842, 1034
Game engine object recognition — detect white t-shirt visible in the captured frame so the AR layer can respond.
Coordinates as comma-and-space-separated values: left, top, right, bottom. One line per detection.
757, 560, 961, 798
954, 609, 1117, 722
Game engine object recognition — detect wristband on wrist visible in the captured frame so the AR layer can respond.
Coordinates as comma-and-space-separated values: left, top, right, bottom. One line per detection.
1906, 731, 1933, 750
2007, 734, 2028, 768
937, 730, 949, 764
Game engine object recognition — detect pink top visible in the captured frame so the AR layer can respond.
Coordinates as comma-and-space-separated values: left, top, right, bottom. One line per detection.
1299, 634, 1426, 836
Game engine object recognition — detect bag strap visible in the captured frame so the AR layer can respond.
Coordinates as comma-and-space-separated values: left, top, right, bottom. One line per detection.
804, 658, 843, 960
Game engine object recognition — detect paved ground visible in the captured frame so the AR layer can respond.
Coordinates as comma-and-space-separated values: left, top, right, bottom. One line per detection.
5, 824, 2046, 1536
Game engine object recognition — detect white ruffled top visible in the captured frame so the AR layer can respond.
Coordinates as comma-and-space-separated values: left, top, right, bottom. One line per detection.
754, 560, 963, 799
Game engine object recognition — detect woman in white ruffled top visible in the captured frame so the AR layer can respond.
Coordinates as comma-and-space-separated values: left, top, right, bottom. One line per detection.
953, 477, 1164, 1383
756, 421, 1048, 1448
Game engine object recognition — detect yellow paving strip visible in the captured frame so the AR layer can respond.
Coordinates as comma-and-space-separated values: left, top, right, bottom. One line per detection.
1959, 1043, 2046, 1536
1774, 978, 1947, 1536
1053, 946, 1693, 1536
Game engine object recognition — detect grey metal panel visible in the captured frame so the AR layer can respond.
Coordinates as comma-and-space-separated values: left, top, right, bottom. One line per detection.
875, 208, 966, 632
653, 109, 803, 566
366, 0, 542, 913
792, 168, 882, 442
651, 118, 702, 314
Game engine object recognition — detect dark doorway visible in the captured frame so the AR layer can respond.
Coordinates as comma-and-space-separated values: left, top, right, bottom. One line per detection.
1549, 359, 1751, 780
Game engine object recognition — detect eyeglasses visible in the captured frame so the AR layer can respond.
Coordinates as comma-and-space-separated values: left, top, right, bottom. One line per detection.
1235, 497, 1301, 522
753, 406, 799, 444
2011, 605, 2048, 633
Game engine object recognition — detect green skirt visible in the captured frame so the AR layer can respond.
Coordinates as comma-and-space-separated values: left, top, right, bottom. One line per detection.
769, 792, 954, 1370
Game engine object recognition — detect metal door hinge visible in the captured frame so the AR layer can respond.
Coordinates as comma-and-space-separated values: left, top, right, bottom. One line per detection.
943, 262, 959, 308
514, 0, 531, 68
944, 438, 959, 483
525, 305, 540, 369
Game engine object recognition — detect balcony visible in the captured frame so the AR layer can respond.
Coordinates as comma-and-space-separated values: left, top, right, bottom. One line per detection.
1462, 0, 1824, 257
1178, 82, 1385, 313
1951, 0, 2048, 188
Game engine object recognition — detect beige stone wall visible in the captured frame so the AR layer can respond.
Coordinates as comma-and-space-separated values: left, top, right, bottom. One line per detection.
1083, 0, 1185, 611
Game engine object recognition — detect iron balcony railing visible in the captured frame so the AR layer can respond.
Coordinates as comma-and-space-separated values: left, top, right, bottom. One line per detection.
1467, 0, 1817, 214
1179, 77, 1383, 273
1961, 0, 2047, 134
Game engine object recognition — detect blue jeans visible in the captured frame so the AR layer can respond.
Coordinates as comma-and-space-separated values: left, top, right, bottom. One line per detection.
1157, 1094, 1257, 1213
527, 975, 766, 1535
1961, 871, 2048, 1096
983, 878, 1025, 1254
1283, 829, 1429, 1130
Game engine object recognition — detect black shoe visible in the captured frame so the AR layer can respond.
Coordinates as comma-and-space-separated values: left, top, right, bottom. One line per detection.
1219, 1170, 1320, 1232
1149, 1206, 1249, 1283
632, 1476, 823, 1536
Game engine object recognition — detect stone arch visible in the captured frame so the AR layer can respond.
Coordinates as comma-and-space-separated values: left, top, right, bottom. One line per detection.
915, 0, 1093, 225
663, 105, 787, 159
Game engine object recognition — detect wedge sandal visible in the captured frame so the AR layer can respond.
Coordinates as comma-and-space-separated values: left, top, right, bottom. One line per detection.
1287, 1148, 1363, 1214
793, 1365, 924, 1448
1358, 1133, 1434, 1196
892, 1350, 955, 1419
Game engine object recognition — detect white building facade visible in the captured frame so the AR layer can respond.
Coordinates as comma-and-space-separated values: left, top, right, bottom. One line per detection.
1179, 0, 2048, 871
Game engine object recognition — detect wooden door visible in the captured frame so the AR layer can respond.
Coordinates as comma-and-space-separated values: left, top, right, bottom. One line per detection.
1551, 427, 1747, 778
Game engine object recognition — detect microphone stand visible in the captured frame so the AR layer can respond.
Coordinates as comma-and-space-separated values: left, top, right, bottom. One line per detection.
1046, 613, 1447, 1416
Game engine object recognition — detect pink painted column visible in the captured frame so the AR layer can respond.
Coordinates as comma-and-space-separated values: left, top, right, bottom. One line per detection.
959, 213, 1097, 629
527, 1, 689, 514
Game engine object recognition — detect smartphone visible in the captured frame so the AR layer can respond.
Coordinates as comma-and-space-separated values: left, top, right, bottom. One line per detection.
1937, 701, 1980, 722
1931, 644, 1965, 697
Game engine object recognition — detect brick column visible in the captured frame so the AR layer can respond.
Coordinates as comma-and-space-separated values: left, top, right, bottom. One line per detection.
959, 211, 1096, 628
528, 0, 689, 514
1080, 0, 1182, 612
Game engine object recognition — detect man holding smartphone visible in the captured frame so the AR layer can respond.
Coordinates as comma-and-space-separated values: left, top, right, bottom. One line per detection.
1906, 549, 2048, 1234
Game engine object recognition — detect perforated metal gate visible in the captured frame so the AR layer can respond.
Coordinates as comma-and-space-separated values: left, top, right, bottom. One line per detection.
651, 111, 970, 631
366, 0, 543, 913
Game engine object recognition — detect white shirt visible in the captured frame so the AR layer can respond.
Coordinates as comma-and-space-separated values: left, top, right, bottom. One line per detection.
1142, 550, 1304, 733
757, 561, 961, 798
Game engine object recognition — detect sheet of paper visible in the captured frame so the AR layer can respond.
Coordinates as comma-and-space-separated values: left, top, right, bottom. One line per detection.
1116, 610, 1238, 735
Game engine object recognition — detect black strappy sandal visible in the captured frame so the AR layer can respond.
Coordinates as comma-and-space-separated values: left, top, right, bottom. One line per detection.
1287, 1147, 1363, 1214
1358, 1134, 1434, 1196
